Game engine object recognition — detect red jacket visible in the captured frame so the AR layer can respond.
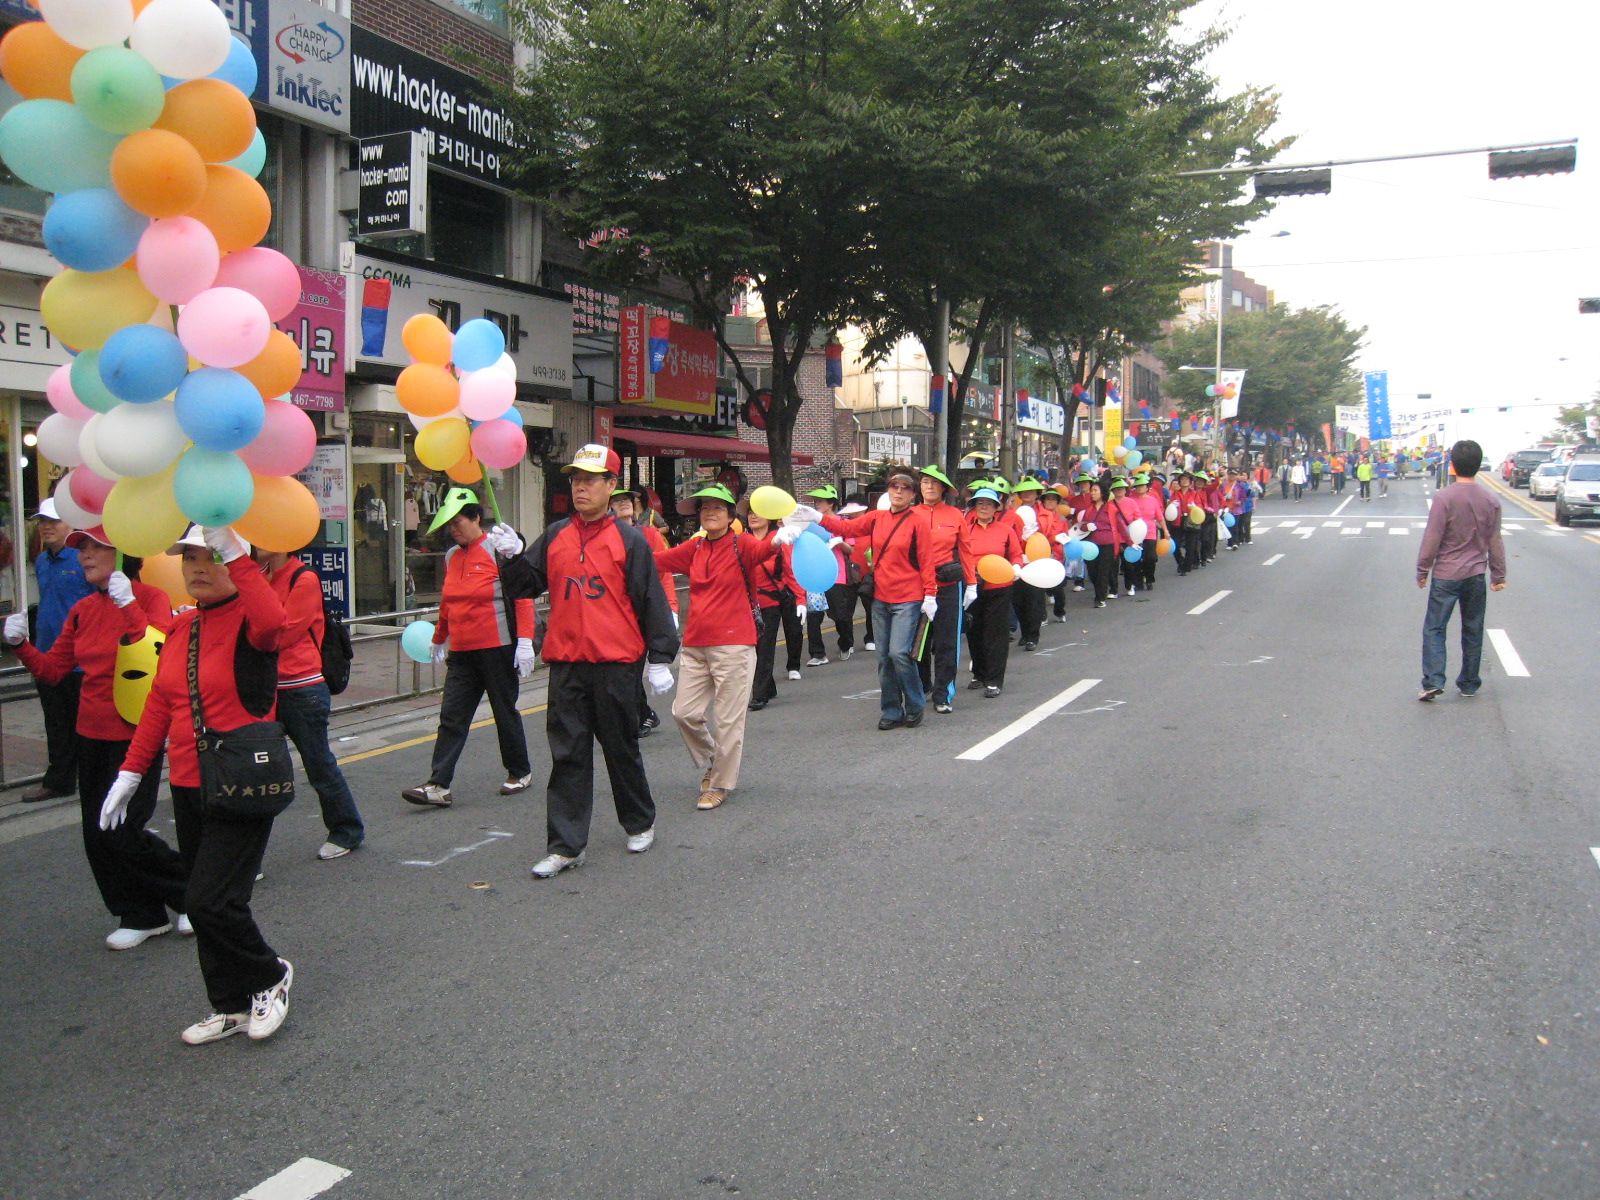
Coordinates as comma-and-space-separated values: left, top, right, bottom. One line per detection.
17, 582, 174, 741
264, 556, 325, 688
639, 523, 678, 614
122, 557, 285, 788
655, 530, 777, 646
1084, 501, 1130, 549
966, 518, 1024, 591
505, 513, 679, 665
752, 535, 805, 609
821, 507, 935, 604
434, 535, 536, 653
921, 501, 977, 587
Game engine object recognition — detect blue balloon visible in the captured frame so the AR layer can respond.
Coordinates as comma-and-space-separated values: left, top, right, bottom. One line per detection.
1126, 450, 1143, 469
213, 36, 258, 93
175, 368, 265, 451
1123, 545, 1143, 562
1222, 511, 1236, 527
401, 620, 437, 664
803, 521, 832, 542
1063, 539, 1085, 560
452, 319, 506, 373
790, 532, 837, 593
173, 447, 255, 527
225, 128, 267, 178
1080, 541, 1100, 561
43, 188, 148, 273
1122, 435, 1137, 450
99, 325, 188, 403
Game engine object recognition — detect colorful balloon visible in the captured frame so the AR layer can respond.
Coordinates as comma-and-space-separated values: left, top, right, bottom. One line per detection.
232, 474, 319, 552
400, 620, 436, 664
68, 465, 115, 514
1063, 538, 1086, 561
1126, 450, 1142, 469
70, 46, 166, 134
78, 413, 121, 480
177, 285, 271, 368
445, 455, 483, 485
52, 472, 98, 528
224, 127, 266, 178
41, 268, 158, 350
977, 554, 1015, 585
111, 128, 207, 217
39, 0, 135, 50
790, 531, 837, 593
210, 36, 257, 94
101, 461, 189, 557
451, 318, 505, 373
748, 485, 796, 521
1024, 532, 1051, 562
236, 399, 315, 476
1156, 538, 1173, 557
414, 417, 470, 470
212, 247, 300, 321
401, 314, 452, 365
136, 215, 219, 303
1080, 541, 1100, 561
95, 397, 189, 476
174, 445, 254, 526
469, 420, 526, 471
396, 363, 460, 417
139, 548, 195, 608
1126, 518, 1148, 544
36, 412, 87, 468
98, 323, 188, 403
458, 368, 516, 421
175, 367, 264, 451
46, 363, 95, 421
43, 187, 148, 272
0, 22, 84, 101
1123, 545, 1143, 562
0, 99, 121, 193
1019, 557, 1066, 589
186, 165, 271, 252
130, 0, 233, 80
233, 329, 302, 399
153, 78, 255, 162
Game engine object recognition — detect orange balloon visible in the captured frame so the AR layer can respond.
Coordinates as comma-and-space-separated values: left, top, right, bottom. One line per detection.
235, 329, 301, 398
977, 554, 1014, 586
402, 314, 453, 366
0, 22, 83, 101
154, 79, 257, 164
111, 128, 207, 218
188, 166, 271, 253
1024, 532, 1051, 562
446, 454, 483, 484
233, 475, 320, 553
396, 363, 460, 417
138, 550, 194, 609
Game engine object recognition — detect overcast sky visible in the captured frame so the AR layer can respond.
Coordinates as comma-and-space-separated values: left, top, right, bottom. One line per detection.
1183, 0, 1599, 459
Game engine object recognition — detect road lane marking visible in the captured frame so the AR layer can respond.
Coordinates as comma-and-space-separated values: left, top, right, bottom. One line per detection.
1187, 590, 1231, 615
1590, 848, 1600, 873
955, 679, 1101, 762
1366, 521, 1385, 527
1322, 520, 1342, 527
230, 1159, 351, 1200
1330, 496, 1353, 516
1340, 526, 1360, 536
400, 830, 515, 868
1388, 527, 1408, 535
1487, 629, 1529, 677
1262, 554, 1284, 565
1277, 520, 1299, 527
338, 704, 549, 765
1293, 527, 1314, 539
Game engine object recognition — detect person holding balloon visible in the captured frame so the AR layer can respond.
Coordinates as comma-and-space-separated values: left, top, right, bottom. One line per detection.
22, 498, 95, 803
744, 507, 806, 710
1127, 474, 1169, 592
1080, 480, 1130, 608
1109, 477, 1148, 600
800, 486, 856, 666
964, 489, 1026, 698
914, 465, 975, 713
1005, 477, 1050, 648
1037, 487, 1072, 620
4, 528, 186, 950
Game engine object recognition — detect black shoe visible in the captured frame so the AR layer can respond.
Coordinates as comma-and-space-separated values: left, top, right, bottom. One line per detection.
1020, 641, 1036, 651
1417, 687, 1443, 702
641, 709, 660, 731
748, 699, 769, 712
904, 710, 924, 729
984, 685, 1001, 698
934, 702, 953, 714
967, 679, 985, 690
877, 716, 904, 731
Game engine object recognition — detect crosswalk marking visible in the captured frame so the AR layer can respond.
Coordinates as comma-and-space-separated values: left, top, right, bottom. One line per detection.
1323, 520, 1342, 527
1277, 520, 1299, 527
1366, 521, 1385, 528
1388, 526, 1408, 536
1487, 629, 1530, 677
1340, 527, 1360, 536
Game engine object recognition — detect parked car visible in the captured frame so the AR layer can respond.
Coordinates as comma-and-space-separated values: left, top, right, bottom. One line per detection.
1555, 459, 1600, 526
1530, 462, 1564, 499
1511, 447, 1552, 488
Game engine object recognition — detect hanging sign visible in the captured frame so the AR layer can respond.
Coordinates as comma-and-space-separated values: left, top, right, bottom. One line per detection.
357, 132, 428, 237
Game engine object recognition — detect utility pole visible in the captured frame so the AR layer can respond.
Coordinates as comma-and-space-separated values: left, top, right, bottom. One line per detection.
1214, 239, 1226, 468
999, 324, 1017, 480
932, 298, 950, 471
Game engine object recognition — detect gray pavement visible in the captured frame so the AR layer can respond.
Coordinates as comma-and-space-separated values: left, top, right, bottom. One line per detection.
5, 475, 1600, 1199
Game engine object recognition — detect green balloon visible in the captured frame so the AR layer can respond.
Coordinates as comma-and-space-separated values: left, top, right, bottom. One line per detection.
71, 351, 121, 415
226, 129, 267, 179
0, 100, 121, 194
174, 447, 255, 528
70, 48, 167, 136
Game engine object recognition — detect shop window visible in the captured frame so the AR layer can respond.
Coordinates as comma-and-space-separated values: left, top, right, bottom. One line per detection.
440, 0, 508, 29
255, 111, 285, 252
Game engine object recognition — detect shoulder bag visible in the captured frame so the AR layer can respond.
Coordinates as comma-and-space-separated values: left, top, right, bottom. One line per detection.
187, 616, 295, 820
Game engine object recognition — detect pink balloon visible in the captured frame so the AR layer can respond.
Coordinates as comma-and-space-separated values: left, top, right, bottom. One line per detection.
177, 286, 271, 369
458, 370, 516, 421
46, 363, 94, 421
136, 217, 220, 305
237, 399, 316, 476
67, 466, 115, 515
470, 419, 527, 470
213, 248, 302, 322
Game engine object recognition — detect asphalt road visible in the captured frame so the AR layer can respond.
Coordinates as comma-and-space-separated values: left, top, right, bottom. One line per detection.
5, 474, 1600, 1200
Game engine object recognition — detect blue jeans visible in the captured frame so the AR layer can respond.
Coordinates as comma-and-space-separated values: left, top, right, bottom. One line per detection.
277, 682, 366, 849
872, 599, 925, 722
1421, 574, 1486, 693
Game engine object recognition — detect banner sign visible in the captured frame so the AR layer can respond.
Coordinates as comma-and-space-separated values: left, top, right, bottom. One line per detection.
1018, 399, 1065, 435
1102, 405, 1122, 448
279, 267, 345, 412
616, 306, 717, 416
357, 132, 427, 237
867, 431, 915, 464
1364, 371, 1392, 440
1219, 368, 1246, 419
299, 547, 350, 616
1334, 404, 1368, 437
295, 443, 348, 520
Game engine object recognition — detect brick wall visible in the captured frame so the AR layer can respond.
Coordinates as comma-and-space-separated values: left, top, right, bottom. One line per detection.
351, 0, 513, 79
734, 347, 856, 491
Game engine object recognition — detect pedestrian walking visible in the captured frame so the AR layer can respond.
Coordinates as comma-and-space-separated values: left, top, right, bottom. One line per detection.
1278, 458, 1291, 500
105, 525, 295, 1045
800, 486, 856, 665
22, 498, 95, 802
1037, 487, 1072, 618
1356, 457, 1373, 500
1330, 453, 1346, 494
498, 445, 681, 877
915, 465, 975, 712
837, 494, 875, 649
257, 548, 365, 859
1290, 458, 1306, 502
401, 488, 535, 808
4, 529, 185, 949
745, 508, 805, 708
963, 488, 1022, 697
1005, 477, 1049, 645
611, 486, 677, 737
1377, 456, 1393, 497
1416, 440, 1506, 701
1080, 480, 1130, 608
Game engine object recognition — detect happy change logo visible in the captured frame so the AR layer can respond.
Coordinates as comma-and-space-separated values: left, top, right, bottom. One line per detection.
277, 19, 346, 66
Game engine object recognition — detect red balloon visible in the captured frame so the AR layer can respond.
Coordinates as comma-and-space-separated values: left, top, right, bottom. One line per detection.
68, 466, 115, 514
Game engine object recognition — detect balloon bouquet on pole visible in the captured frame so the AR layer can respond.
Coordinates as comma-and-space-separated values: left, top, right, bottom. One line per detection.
0, 0, 320, 569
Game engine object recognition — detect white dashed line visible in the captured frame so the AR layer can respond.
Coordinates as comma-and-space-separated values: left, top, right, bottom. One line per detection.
1277, 520, 1299, 527
1330, 496, 1354, 516
1366, 521, 1385, 528
230, 1159, 351, 1200
1590, 847, 1600, 873
1187, 590, 1232, 616
1262, 554, 1284, 566
1388, 526, 1408, 535
1323, 520, 1343, 527
956, 679, 1102, 762
1487, 629, 1530, 677
1340, 526, 1360, 536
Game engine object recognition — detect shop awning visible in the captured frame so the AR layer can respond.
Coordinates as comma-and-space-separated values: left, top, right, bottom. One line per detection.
612, 425, 812, 465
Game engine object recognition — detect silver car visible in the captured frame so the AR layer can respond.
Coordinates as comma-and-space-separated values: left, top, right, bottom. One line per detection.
1530, 462, 1565, 500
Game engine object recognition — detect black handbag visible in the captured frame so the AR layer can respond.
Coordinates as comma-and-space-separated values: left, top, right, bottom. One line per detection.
187, 614, 295, 820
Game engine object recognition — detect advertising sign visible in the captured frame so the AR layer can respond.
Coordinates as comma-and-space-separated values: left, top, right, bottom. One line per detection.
867, 431, 914, 464
344, 246, 572, 399
205, 0, 351, 132
1018, 399, 1065, 436
1219, 368, 1246, 419
350, 26, 518, 190
1364, 370, 1392, 440
357, 132, 428, 237
1335, 405, 1368, 437
295, 443, 349, 519
300, 547, 350, 616
1102, 405, 1122, 448
616, 306, 717, 416
279, 267, 345, 412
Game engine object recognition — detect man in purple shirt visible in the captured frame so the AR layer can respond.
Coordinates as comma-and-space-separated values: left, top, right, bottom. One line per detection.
1416, 440, 1507, 701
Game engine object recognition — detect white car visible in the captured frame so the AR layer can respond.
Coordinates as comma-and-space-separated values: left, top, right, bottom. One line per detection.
1530, 462, 1565, 499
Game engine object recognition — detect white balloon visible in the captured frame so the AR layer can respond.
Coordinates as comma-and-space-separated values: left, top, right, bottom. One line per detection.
38, 0, 134, 50
36, 412, 87, 468
96, 399, 188, 478
1127, 518, 1148, 544
79, 414, 122, 480
875, 492, 892, 510
1019, 557, 1066, 590
53, 475, 97, 530
130, 0, 232, 80
407, 407, 458, 433
1165, 501, 1179, 522
488, 352, 517, 378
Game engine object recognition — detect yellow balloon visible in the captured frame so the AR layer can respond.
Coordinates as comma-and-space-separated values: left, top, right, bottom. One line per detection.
1024, 532, 1051, 562
41, 267, 158, 350
977, 553, 1014, 586
102, 463, 189, 557
1188, 504, 1205, 526
415, 417, 471, 471
749, 485, 796, 521
114, 625, 167, 726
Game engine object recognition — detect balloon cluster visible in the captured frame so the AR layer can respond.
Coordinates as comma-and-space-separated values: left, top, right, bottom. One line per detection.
0, 0, 320, 555
397, 315, 526, 482
1204, 383, 1238, 400
1110, 435, 1143, 468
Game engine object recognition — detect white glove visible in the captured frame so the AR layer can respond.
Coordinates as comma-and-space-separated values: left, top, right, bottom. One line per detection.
202, 526, 247, 563
772, 524, 803, 546
795, 603, 806, 620
962, 586, 978, 609
106, 570, 135, 608
514, 637, 535, 679
1054, 532, 1070, 545
1011, 563, 1025, 581
646, 662, 674, 695
920, 595, 937, 621
827, 537, 844, 549
487, 523, 524, 558
786, 504, 824, 526
99, 771, 141, 830
1085, 522, 1097, 533
430, 640, 449, 664
3, 613, 27, 645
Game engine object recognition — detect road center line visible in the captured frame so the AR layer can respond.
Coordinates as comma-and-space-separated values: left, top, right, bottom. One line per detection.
956, 679, 1100, 762
1187, 590, 1231, 616
230, 1158, 351, 1200
1487, 629, 1530, 677
1262, 554, 1284, 566
1330, 496, 1353, 517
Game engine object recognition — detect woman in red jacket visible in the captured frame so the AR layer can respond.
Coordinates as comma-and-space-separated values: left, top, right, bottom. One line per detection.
744, 509, 806, 710
3, 529, 182, 951
963, 488, 1025, 697
101, 525, 292, 1045
1081, 480, 1130, 608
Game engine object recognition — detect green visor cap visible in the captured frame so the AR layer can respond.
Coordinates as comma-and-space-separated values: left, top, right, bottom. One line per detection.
1192, 471, 1210, 482
690, 483, 738, 507
917, 464, 954, 490
1012, 477, 1044, 493
1073, 473, 1096, 484
990, 477, 1012, 493
804, 484, 838, 500
1108, 477, 1128, 489
428, 486, 482, 533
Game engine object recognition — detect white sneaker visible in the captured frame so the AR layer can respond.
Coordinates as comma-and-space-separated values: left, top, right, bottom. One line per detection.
864, 642, 876, 651
176, 914, 194, 936
316, 841, 352, 860
531, 850, 585, 878
626, 827, 655, 853
1072, 584, 1085, 592
787, 669, 801, 681
806, 656, 829, 667
499, 773, 534, 795
1127, 587, 1137, 598
401, 783, 452, 807
181, 1011, 248, 1045
105, 923, 171, 951
247, 959, 293, 1041
840, 648, 854, 660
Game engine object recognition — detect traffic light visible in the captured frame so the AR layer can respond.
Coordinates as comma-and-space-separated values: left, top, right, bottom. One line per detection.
1488, 144, 1577, 179
1252, 168, 1333, 198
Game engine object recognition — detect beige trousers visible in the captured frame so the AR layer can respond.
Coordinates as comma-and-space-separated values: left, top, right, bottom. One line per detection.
671, 643, 756, 791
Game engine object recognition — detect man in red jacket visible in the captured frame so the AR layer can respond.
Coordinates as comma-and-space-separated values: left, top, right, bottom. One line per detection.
498, 445, 681, 878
